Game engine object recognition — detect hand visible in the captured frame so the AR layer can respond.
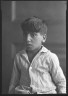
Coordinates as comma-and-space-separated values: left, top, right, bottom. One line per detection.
15, 90, 30, 94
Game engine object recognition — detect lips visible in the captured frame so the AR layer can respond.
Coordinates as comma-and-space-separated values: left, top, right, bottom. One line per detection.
27, 42, 32, 45
27, 43, 32, 47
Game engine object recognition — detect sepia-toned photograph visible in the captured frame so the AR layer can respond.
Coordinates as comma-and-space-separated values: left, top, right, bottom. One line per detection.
2, 1, 66, 94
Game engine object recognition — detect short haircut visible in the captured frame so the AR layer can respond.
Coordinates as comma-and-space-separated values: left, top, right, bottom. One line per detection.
21, 16, 47, 35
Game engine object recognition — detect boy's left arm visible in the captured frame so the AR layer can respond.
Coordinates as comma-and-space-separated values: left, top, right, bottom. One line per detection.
50, 54, 66, 94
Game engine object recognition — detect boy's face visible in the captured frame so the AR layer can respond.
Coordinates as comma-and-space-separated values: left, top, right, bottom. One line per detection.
24, 32, 46, 51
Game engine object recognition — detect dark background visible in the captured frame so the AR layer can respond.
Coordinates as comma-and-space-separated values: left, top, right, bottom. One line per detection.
2, 1, 66, 94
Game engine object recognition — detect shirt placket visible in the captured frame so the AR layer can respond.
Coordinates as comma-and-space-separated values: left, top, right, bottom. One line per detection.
22, 51, 41, 90
28, 51, 41, 90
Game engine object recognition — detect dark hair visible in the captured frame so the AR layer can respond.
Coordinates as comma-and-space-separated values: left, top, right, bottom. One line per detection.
21, 16, 47, 35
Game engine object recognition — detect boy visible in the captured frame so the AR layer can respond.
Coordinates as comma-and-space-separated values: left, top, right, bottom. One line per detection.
8, 16, 66, 94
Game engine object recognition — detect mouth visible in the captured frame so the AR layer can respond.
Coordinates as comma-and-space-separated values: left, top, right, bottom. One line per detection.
27, 42, 31, 44
27, 43, 32, 47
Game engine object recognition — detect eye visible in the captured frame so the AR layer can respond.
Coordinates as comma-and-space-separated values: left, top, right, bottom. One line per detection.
31, 32, 38, 37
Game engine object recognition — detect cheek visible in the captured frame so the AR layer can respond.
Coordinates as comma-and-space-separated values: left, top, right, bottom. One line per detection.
37, 36, 43, 42
32, 35, 43, 44
34, 38, 42, 44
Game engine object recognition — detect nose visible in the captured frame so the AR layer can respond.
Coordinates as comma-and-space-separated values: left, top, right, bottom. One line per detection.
27, 34, 32, 42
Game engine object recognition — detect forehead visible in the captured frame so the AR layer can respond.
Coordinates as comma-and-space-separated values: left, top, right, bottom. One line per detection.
23, 31, 44, 36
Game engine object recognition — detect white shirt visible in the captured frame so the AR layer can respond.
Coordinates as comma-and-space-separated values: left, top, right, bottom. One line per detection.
9, 45, 66, 94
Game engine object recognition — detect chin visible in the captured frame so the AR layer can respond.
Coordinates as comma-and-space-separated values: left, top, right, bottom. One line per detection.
27, 47, 34, 51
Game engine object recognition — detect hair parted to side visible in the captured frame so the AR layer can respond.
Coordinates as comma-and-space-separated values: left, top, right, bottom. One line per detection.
21, 16, 47, 35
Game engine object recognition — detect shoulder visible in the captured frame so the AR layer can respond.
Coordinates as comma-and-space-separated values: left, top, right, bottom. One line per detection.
16, 49, 26, 56
42, 45, 59, 61
15, 49, 26, 62
49, 51, 59, 60
48, 51, 60, 68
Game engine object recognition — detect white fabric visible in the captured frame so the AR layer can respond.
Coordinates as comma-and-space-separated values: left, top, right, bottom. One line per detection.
9, 45, 66, 94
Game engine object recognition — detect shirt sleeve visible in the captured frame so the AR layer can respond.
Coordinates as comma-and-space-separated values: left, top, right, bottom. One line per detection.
8, 54, 21, 94
50, 53, 66, 94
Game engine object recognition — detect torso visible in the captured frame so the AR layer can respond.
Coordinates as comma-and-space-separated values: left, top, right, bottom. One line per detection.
26, 46, 42, 63
27, 52, 36, 63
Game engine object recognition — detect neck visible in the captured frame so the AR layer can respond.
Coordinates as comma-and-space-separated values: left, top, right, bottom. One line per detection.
26, 46, 42, 63
26, 46, 42, 55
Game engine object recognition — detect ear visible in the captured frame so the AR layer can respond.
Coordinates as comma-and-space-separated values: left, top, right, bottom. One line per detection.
42, 34, 47, 43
